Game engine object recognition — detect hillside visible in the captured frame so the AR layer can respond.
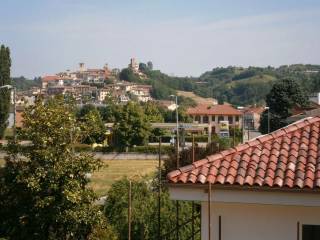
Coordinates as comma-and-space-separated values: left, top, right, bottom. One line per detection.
138, 64, 320, 106
177, 90, 217, 105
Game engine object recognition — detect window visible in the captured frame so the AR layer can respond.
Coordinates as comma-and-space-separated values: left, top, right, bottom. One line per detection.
195, 116, 200, 122
218, 116, 224, 122
236, 116, 239, 122
212, 116, 216, 122
203, 116, 209, 123
303, 225, 320, 240
228, 116, 233, 124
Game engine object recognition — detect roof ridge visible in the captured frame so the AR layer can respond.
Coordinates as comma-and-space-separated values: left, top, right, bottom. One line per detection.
167, 116, 320, 189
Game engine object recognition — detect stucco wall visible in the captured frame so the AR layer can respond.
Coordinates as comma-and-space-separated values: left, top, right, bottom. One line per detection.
201, 202, 320, 240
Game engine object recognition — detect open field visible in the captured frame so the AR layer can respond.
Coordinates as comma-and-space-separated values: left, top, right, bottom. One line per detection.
0, 158, 158, 197
89, 160, 158, 196
177, 90, 217, 105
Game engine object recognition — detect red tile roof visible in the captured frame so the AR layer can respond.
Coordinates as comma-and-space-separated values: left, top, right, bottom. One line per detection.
167, 117, 320, 190
187, 104, 242, 116
42, 75, 59, 82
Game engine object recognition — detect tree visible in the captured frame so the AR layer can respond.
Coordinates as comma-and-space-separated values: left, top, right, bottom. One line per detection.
138, 63, 148, 73
119, 68, 140, 82
104, 177, 199, 240
113, 102, 151, 150
80, 108, 106, 144
0, 97, 104, 239
142, 102, 164, 123
259, 78, 308, 134
0, 45, 11, 138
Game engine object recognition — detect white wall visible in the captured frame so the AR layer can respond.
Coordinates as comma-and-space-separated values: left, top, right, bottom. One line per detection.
169, 186, 320, 240
201, 202, 320, 240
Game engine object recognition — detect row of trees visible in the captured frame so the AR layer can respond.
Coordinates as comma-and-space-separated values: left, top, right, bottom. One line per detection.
0, 96, 207, 239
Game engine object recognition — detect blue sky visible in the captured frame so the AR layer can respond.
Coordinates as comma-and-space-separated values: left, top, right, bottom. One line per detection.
1, 0, 320, 77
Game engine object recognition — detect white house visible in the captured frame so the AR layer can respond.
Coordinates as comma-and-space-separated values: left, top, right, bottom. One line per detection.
167, 116, 320, 240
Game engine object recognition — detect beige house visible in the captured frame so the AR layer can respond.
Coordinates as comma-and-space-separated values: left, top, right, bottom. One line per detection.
187, 104, 243, 135
168, 117, 320, 240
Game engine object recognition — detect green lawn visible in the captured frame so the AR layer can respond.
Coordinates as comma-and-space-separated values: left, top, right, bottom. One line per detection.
89, 160, 159, 196
0, 158, 158, 197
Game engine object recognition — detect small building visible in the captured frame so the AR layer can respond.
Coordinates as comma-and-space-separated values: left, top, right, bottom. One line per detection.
242, 106, 264, 130
187, 104, 243, 135
167, 117, 320, 240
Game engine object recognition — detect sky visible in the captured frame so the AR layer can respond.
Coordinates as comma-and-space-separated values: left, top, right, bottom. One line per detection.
1, 0, 320, 78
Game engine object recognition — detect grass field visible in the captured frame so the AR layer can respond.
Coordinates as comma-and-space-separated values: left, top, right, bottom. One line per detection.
177, 90, 217, 105
89, 160, 158, 196
0, 158, 158, 197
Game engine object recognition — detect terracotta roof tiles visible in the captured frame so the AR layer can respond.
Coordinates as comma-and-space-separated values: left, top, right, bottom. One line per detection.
187, 104, 242, 116
167, 117, 320, 190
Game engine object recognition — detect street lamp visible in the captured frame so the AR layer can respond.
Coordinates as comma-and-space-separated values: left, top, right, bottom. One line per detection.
0, 85, 16, 142
170, 94, 179, 168
265, 106, 270, 134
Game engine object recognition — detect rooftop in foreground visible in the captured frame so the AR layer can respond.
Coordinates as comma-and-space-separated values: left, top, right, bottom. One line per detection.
167, 116, 320, 190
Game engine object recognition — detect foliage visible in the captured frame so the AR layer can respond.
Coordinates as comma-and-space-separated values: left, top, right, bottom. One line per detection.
119, 68, 140, 82
125, 64, 320, 106
113, 102, 151, 150
0, 97, 104, 239
141, 101, 164, 123
81, 108, 107, 144
259, 78, 308, 134
12, 76, 41, 91
0, 45, 11, 138
104, 177, 200, 240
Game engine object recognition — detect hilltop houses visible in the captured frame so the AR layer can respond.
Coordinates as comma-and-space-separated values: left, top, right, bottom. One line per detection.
40, 58, 153, 104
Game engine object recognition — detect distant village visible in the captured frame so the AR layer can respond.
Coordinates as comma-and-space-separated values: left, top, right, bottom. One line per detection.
10, 58, 320, 141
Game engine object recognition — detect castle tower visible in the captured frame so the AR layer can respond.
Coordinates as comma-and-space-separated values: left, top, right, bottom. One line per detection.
79, 63, 86, 72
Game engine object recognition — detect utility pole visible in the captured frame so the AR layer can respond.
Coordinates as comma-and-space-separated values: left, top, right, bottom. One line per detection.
170, 95, 179, 168
265, 106, 270, 134
128, 180, 132, 240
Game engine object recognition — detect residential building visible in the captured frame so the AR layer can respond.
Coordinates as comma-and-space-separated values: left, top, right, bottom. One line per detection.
242, 106, 264, 130
129, 84, 152, 102
167, 117, 320, 240
187, 104, 243, 135
309, 92, 320, 105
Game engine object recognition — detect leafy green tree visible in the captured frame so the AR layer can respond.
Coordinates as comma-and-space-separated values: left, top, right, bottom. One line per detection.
80, 108, 106, 144
119, 68, 140, 82
259, 78, 308, 133
104, 177, 200, 240
0, 45, 11, 138
113, 102, 151, 150
142, 102, 164, 123
138, 63, 148, 73
0, 97, 104, 239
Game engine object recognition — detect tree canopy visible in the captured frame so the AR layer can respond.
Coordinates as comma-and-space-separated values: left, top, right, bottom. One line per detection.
0, 44, 11, 138
259, 78, 308, 134
0, 97, 104, 239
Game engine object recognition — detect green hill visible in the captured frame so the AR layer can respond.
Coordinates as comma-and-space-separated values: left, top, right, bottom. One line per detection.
130, 64, 320, 106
